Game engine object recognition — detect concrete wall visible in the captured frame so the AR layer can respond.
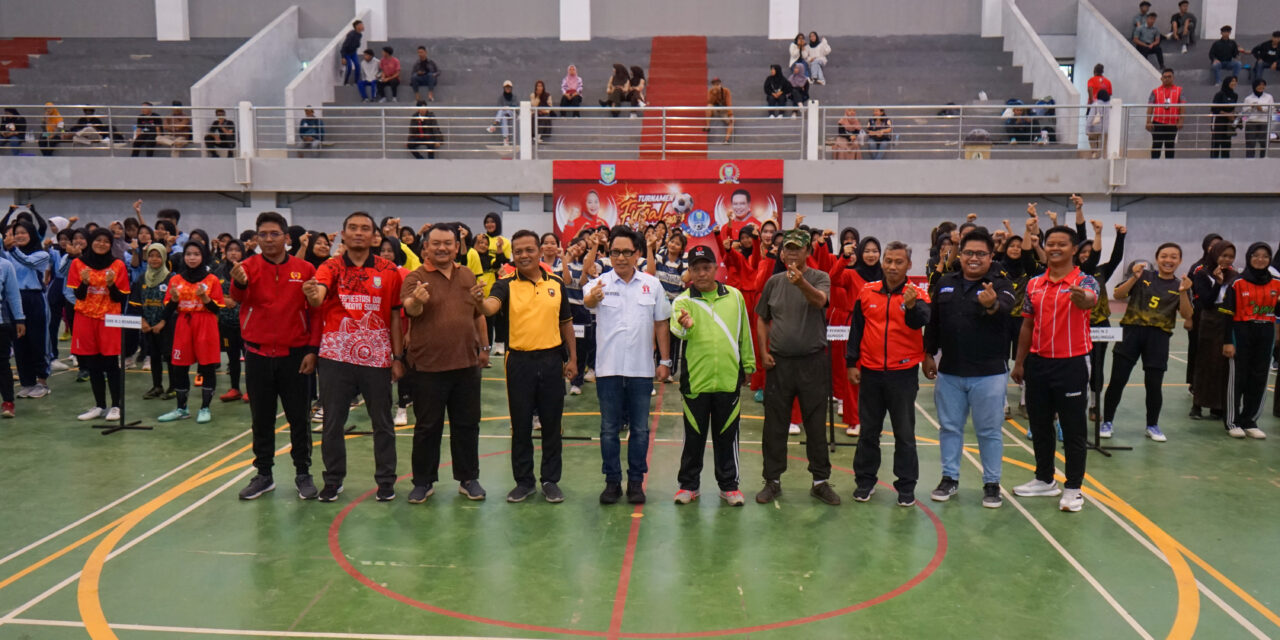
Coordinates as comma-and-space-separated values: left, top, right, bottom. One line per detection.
190, 0, 350, 38
190, 6, 302, 136
801, 0, 983, 35
1074, 0, 1160, 147
387, 0, 560, 38
593, 0, 768, 37
1122, 196, 1280, 273
284, 11, 369, 145
1237, 0, 1280, 33
0, 0, 156, 37
1002, 0, 1081, 145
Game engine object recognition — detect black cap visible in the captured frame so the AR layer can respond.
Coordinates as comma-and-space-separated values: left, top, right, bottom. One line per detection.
688, 245, 715, 266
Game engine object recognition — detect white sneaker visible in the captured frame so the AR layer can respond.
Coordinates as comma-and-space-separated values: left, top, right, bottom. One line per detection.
845, 425, 860, 437
1013, 478, 1062, 497
394, 407, 408, 426
835, 399, 844, 415
105, 407, 121, 421
650, 388, 656, 397
533, 415, 541, 431
26, 384, 49, 398
50, 359, 70, 372
1059, 487, 1084, 512
1245, 427, 1267, 439
492, 343, 505, 357
1227, 426, 1246, 438
77, 407, 105, 421
123, 356, 136, 369
141, 358, 151, 371
788, 423, 801, 435
16, 386, 31, 398
1181, 44, 1188, 54
569, 385, 582, 396
583, 368, 596, 383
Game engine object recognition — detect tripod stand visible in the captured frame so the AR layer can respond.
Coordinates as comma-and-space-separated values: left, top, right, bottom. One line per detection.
1087, 327, 1131, 456
93, 314, 153, 435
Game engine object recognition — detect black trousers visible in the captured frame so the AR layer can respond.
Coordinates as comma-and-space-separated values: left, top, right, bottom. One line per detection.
220, 321, 243, 390
1186, 311, 1199, 386
1025, 354, 1088, 489
319, 358, 397, 487
677, 390, 741, 491
761, 351, 830, 482
1102, 354, 1166, 426
408, 367, 481, 486
142, 327, 174, 390
506, 348, 564, 487
246, 349, 313, 477
130, 136, 156, 157
1244, 122, 1268, 158
1088, 320, 1110, 395
1151, 123, 1178, 158
853, 366, 920, 494
1135, 43, 1164, 68
80, 353, 121, 409
1226, 321, 1274, 429
0, 324, 12, 402
14, 290, 47, 386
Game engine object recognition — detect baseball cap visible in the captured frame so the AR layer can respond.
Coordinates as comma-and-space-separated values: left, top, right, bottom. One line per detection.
710, 77, 721, 85
687, 245, 716, 266
502, 79, 513, 87
781, 229, 810, 249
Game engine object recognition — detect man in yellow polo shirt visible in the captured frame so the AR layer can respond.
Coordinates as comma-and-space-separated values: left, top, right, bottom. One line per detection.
482, 229, 577, 503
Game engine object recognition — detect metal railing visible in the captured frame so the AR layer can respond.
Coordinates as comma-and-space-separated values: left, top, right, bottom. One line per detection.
1121, 101, 1278, 158
254, 105, 521, 159
0, 104, 239, 158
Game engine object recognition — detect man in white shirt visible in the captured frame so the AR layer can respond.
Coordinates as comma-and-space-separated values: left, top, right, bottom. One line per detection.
585, 226, 672, 505
1242, 78, 1275, 158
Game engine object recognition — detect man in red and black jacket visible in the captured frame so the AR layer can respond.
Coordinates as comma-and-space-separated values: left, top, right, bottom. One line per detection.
846, 240, 931, 507
231, 211, 323, 501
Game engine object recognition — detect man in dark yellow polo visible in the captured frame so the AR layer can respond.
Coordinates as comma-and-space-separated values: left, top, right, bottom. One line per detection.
482, 229, 577, 503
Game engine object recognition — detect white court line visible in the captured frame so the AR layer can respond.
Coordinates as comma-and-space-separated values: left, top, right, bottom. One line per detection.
3, 618, 535, 640
914, 402, 1153, 640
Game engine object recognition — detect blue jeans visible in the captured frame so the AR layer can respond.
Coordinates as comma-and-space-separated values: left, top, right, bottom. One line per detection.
934, 372, 1005, 484
493, 108, 514, 138
357, 80, 376, 101
868, 138, 890, 159
1212, 59, 1243, 84
597, 376, 653, 483
2, 136, 20, 155
342, 53, 359, 84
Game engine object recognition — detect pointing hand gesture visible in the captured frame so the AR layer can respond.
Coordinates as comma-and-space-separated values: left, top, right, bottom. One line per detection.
230, 260, 247, 286
977, 281, 997, 308
678, 307, 694, 329
1068, 284, 1092, 308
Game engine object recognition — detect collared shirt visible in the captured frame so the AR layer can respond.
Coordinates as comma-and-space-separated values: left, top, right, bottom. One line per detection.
314, 252, 403, 368
924, 271, 1015, 376
587, 269, 672, 377
0, 259, 25, 324
1022, 266, 1101, 359
1133, 24, 1159, 45
401, 262, 483, 372
488, 266, 570, 352
756, 267, 830, 357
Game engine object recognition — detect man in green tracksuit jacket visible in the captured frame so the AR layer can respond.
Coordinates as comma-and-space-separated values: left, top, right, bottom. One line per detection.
670, 246, 756, 506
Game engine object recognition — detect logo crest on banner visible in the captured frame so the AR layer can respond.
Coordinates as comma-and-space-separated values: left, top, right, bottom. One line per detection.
718, 163, 741, 184
599, 164, 617, 186
684, 209, 715, 237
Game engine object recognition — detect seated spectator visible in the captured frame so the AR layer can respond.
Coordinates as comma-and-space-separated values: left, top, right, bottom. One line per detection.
764, 64, 788, 117
531, 80, 553, 142
377, 46, 401, 103
1131, 1, 1152, 32
627, 66, 646, 109
407, 102, 442, 159
703, 77, 734, 143
1002, 103, 1035, 144
38, 103, 67, 156
787, 63, 809, 110
1086, 89, 1112, 157
296, 106, 325, 157
486, 80, 517, 145
1087, 64, 1112, 104
131, 102, 162, 158
409, 46, 439, 103
559, 64, 584, 117
1251, 31, 1280, 83
156, 101, 192, 158
832, 108, 862, 159
357, 49, 379, 103
1168, 1, 1197, 53
1242, 78, 1274, 157
1132, 12, 1164, 69
71, 107, 112, 147
1031, 96, 1057, 144
805, 31, 831, 85
203, 108, 236, 158
1, 108, 25, 155
866, 108, 893, 159
1209, 26, 1248, 85
788, 34, 809, 78
599, 63, 630, 116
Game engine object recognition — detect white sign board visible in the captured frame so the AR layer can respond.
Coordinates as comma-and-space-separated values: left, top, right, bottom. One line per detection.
1090, 327, 1123, 343
104, 314, 143, 330
826, 325, 850, 341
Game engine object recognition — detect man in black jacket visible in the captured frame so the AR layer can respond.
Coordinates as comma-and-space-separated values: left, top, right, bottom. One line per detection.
131, 103, 162, 157
922, 229, 1015, 508
1251, 31, 1280, 83
340, 20, 365, 85
1209, 25, 1247, 85
410, 46, 439, 103
204, 109, 236, 158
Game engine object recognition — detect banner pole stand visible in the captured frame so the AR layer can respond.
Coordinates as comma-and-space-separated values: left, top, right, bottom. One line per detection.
94, 314, 153, 435
801, 329, 856, 453
1087, 326, 1130, 456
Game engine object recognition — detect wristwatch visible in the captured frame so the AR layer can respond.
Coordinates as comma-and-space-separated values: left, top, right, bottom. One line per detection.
392, 354, 405, 362
481, 345, 493, 352
659, 359, 673, 367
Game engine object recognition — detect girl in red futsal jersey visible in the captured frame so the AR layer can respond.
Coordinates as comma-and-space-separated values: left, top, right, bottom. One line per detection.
68, 228, 130, 421
157, 241, 224, 424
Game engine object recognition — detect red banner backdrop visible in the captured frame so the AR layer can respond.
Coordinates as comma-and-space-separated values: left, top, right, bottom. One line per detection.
552, 160, 784, 262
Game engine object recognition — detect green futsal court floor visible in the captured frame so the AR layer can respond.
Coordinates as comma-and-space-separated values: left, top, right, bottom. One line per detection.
0, 331, 1277, 640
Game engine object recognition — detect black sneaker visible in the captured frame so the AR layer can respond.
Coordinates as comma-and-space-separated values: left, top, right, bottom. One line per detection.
930, 477, 959, 502
376, 484, 396, 502
238, 474, 275, 500
1188, 406, 1204, 420
600, 482, 623, 504
318, 483, 343, 502
755, 480, 782, 504
897, 491, 916, 507
458, 480, 486, 500
407, 484, 434, 504
506, 484, 536, 502
810, 481, 841, 505
142, 386, 165, 400
626, 480, 646, 504
982, 483, 1003, 508
295, 474, 318, 500
542, 481, 565, 503
852, 485, 876, 502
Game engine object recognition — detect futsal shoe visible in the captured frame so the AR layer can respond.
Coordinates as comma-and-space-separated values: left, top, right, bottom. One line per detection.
142, 386, 165, 399
77, 407, 105, 421
458, 480, 486, 500
1099, 422, 1113, 438
157, 408, 190, 422
394, 407, 408, 426
1058, 488, 1084, 512
105, 407, 120, 421
810, 481, 841, 505
1226, 425, 1246, 438
376, 484, 396, 501
788, 423, 801, 435
238, 475, 275, 500
219, 389, 241, 402
719, 490, 745, 506
852, 485, 875, 502
845, 425, 860, 437
626, 481, 646, 504
600, 482, 623, 504
1145, 425, 1167, 442
407, 484, 433, 504
318, 483, 343, 502
755, 480, 782, 504
674, 489, 699, 504
930, 477, 958, 502
1013, 478, 1061, 497
982, 483, 1003, 508
542, 481, 564, 503
196, 408, 212, 424
295, 474, 319, 500
753, 389, 763, 403
1245, 427, 1267, 439
0, 402, 13, 418
506, 484, 536, 503
897, 491, 916, 507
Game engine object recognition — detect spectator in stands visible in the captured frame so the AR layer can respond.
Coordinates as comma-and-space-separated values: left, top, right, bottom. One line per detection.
297, 107, 325, 157
1210, 76, 1240, 158
1168, 1, 1197, 53
833, 108, 862, 159
805, 31, 831, 85
867, 108, 893, 159
377, 46, 401, 103
204, 108, 236, 158
531, 80, 553, 142
130, 102, 162, 158
72, 107, 111, 147
407, 102, 442, 159
764, 64, 789, 117
1209, 26, 1248, 85
1147, 68, 1185, 158
1251, 31, 1280, 83
157, 101, 191, 158
1243, 78, 1274, 157
1, 108, 24, 155
560, 64, 584, 117
38, 103, 66, 157
358, 49, 379, 102
1087, 64, 1112, 104
704, 78, 734, 143
1133, 12, 1164, 69
1086, 89, 1111, 158
487, 80, 518, 146
600, 63, 630, 116
787, 63, 810, 111
410, 46, 439, 103
627, 66, 646, 109
340, 20, 365, 86
1131, 1, 1152, 31
788, 34, 809, 78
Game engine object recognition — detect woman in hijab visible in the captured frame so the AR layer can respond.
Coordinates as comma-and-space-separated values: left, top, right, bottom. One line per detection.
1221, 242, 1280, 438
213, 239, 246, 402
1190, 240, 1235, 421
560, 64, 584, 117
531, 79, 553, 142
156, 241, 225, 424
805, 31, 832, 85
764, 64, 789, 118
787, 63, 810, 109
1209, 76, 1239, 158
2, 108, 27, 155
68, 228, 130, 420
1183, 232, 1223, 388
827, 230, 871, 434
833, 108, 863, 159
600, 63, 631, 116
38, 103, 65, 156
133, 242, 175, 399
2, 218, 53, 397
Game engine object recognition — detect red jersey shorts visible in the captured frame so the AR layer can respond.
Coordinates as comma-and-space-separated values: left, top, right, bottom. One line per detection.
171, 312, 221, 367
71, 315, 122, 357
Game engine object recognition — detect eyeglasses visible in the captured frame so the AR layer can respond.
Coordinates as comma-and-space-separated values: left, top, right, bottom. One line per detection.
256, 231, 284, 240
960, 250, 991, 258
609, 249, 635, 258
